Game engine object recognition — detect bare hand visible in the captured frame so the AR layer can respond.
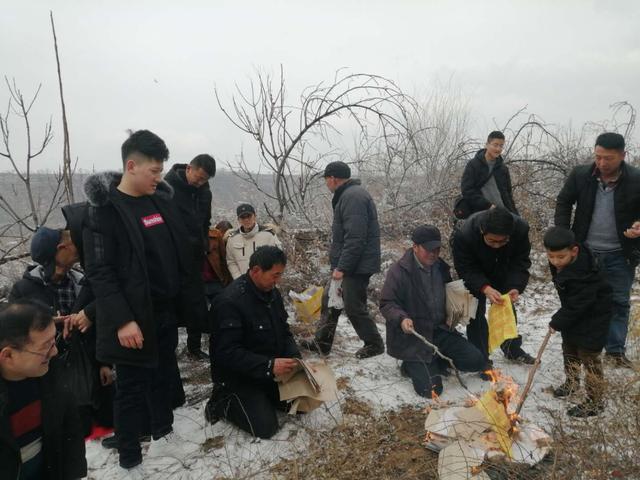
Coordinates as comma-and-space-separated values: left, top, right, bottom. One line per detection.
507, 289, 519, 303
72, 310, 92, 333
483, 286, 504, 304
99, 366, 114, 386
401, 318, 414, 334
117, 321, 144, 349
273, 358, 298, 377
624, 221, 640, 239
60, 316, 74, 339
332, 269, 344, 280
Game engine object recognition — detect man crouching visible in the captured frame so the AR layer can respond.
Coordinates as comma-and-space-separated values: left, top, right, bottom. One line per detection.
380, 225, 488, 397
206, 246, 300, 438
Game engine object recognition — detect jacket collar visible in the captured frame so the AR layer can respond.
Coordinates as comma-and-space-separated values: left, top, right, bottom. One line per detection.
83, 171, 174, 207
244, 273, 275, 304
332, 178, 361, 208
474, 148, 504, 167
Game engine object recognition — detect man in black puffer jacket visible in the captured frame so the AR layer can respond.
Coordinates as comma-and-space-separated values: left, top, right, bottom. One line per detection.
451, 207, 534, 364
164, 154, 215, 360
555, 132, 640, 368
544, 226, 613, 417
300, 161, 385, 359
205, 246, 300, 439
82, 130, 205, 472
460, 131, 518, 215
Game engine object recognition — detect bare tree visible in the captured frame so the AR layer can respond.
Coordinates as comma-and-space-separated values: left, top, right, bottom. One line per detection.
0, 78, 65, 265
216, 67, 417, 225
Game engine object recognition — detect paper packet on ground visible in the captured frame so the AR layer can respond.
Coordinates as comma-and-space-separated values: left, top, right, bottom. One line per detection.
290, 286, 324, 323
276, 359, 338, 414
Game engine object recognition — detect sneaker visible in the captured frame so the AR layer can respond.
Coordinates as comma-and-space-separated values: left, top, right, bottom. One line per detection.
605, 352, 634, 369
119, 465, 146, 480
355, 343, 384, 359
102, 434, 151, 450
299, 338, 330, 355
187, 348, 210, 361
509, 352, 535, 365
552, 381, 578, 398
147, 431, 199, 459
567, 400, 604, 418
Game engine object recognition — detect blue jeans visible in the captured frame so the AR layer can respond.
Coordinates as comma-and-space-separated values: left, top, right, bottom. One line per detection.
593, 251, 635, 354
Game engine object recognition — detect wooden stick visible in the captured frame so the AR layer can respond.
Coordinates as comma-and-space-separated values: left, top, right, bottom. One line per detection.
409, 328, 468, 390
514, 328, 553, 417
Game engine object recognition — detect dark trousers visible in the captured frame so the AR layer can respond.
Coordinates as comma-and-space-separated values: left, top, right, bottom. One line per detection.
593, 251, 635, 354
402, 329, 487, 397
562, 341, 604, 404
114, 308, 179, 468
211, 380, 284, 439
314, 274, 383, 352
205, 280, 226, 383
467, 296, 524, 360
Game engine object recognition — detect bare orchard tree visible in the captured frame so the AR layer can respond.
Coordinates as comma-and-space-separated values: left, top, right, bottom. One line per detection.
215, 67, 417, 225
0, 78, 66, 266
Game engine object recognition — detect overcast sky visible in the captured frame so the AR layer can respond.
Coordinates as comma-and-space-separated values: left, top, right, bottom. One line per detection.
1, 0, 639, 172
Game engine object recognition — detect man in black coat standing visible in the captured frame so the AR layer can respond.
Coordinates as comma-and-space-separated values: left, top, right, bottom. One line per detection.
451, 207, 534, 364
83, 130, 202, 473
301, 161, 385, 359
0, 301, 87, 480
164, 154, 216, 360
555, 132, 640, 369
380, 226, 487, 397
205, 246, 300, 439
460, 131, 518, 215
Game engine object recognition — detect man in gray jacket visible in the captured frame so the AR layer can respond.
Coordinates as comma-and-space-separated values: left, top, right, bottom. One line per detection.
301, 161, 384, 359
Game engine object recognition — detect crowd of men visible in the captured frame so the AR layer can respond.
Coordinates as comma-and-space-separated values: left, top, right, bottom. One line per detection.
0, 128, 638, 479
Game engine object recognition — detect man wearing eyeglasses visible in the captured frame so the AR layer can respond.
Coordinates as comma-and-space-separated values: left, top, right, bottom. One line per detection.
451, 207, 534, 365
0, 300, 86, 480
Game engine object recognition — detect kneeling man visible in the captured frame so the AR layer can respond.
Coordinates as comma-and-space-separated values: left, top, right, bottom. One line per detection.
206, 246, 300, 438
380, 225, 488, 397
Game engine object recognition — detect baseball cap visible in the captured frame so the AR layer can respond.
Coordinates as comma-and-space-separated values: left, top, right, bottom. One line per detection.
30, 227, 62, 266
323, 161, 351, 179
411, 225, 442, 251
236, 203, 256, 217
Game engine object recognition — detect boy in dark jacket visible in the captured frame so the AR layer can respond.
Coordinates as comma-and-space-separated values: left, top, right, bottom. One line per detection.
544, 226, 613, 417
0, 300, 86, 480
83, 130, 203, 472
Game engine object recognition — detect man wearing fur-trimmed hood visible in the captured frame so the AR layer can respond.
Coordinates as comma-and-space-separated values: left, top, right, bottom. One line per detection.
82, 130, 203, 473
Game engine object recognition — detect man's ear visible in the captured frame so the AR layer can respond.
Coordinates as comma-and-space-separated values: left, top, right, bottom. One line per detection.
571, 245, 579, 256
0, 346, 15, 362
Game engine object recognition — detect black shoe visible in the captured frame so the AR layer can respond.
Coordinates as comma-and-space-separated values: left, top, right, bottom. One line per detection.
509, 352, 535, 365
187, 348, 210, 361
299, 339, 330, 355
553, 381, 578, 398
205, 385, 225, 424
355, 343, 384, 359
101, 434, 151, 450
605, 352, 634, 369
567, 400, 604, 418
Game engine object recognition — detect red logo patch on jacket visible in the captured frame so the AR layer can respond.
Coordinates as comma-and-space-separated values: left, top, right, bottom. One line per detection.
141, 213, 165, 228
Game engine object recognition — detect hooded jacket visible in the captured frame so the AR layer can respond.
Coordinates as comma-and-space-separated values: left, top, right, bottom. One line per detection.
380, 249, 452, 362
554, 161, 640, 265
82, 171, 203, 367
163, 163, 212, 252
329, 179, 381, 275
451, 210, 531, 297
226, 224, 282, 279
549, 245, 613, 351
212, 274, 300, 386
0, 361, 87, 480
460, 149, 519, 215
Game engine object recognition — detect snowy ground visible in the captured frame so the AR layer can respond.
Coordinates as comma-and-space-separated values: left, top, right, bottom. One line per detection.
85, 281, 640, 479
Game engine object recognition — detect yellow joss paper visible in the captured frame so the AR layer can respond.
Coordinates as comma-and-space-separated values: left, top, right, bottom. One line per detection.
475, 390, 513, 458
487, 294, 518, 353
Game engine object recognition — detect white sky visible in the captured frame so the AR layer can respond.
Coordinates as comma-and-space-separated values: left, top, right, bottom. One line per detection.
1, 0, 639, 172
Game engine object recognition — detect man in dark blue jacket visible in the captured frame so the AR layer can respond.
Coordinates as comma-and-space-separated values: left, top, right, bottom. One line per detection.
301, 161, 384, 359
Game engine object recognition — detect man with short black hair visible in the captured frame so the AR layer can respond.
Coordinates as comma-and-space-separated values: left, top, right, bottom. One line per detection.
555, 132, 640, 368
164, 154, 216, 360
83, 129, 202, 473
226, 203, 282, 279
206, 246, 300, 439
460, 130, 518, 215
381, 225, 487, 397
300, 161, 385, 359
451, 207, 534, 364
0, 300, 87, 480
